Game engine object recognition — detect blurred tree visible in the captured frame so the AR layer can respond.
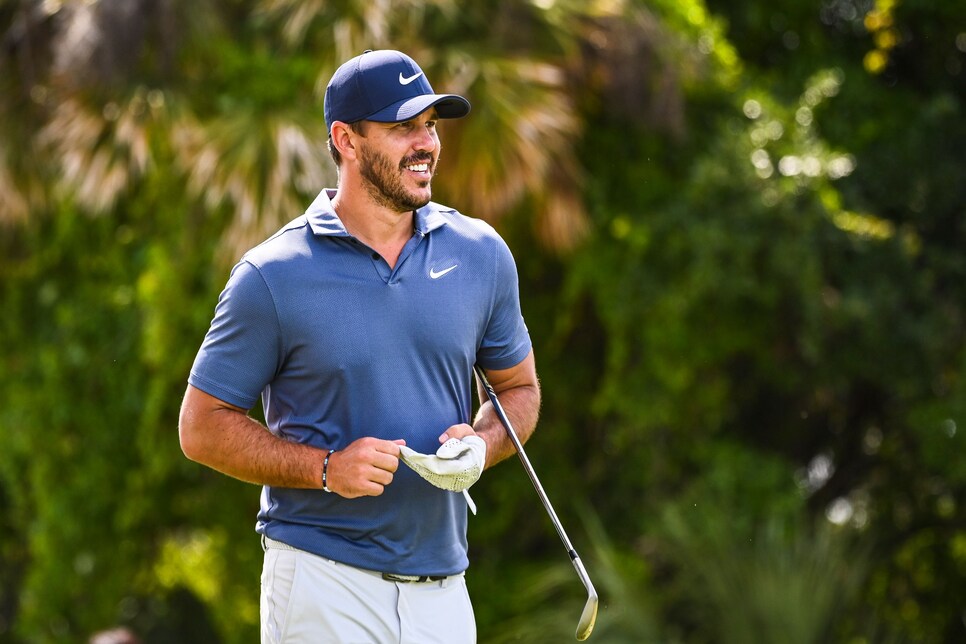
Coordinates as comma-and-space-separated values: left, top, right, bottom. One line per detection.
701, 1, 966, 640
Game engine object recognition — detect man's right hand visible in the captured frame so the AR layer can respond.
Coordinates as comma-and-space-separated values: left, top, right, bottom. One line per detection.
325, 437, 405, 498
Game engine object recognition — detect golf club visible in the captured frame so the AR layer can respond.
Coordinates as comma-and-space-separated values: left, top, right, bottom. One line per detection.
474, 365, 599, 641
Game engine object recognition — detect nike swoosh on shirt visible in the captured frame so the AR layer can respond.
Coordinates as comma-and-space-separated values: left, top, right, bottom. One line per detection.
430, 265, 458, 279
399, 71, 423, 85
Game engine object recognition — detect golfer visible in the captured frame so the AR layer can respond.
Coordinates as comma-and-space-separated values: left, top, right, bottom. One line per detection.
179, 49, 540, 643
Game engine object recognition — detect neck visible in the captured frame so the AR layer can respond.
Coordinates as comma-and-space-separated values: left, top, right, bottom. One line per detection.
331, 177, 415, 268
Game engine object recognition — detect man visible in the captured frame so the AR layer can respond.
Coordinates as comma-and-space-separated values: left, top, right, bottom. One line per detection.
179, 49, 540, 643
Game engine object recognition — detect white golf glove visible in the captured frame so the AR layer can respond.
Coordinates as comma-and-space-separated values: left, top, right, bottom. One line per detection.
399, 436, 486, 493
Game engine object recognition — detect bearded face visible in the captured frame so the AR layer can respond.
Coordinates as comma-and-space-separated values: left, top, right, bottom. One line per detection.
358, 141, 436, 212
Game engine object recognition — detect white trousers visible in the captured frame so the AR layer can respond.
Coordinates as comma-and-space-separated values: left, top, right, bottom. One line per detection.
260, 537, 476, 644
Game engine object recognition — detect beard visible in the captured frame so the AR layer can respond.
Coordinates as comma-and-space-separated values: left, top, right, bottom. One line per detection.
358, 143, 435, 212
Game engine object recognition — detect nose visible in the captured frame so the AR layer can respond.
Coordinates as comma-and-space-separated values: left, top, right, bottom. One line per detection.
413, 125, 438, 152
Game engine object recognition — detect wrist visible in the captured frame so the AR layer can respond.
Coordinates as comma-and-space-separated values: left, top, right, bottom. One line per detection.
322, 449, 336, 493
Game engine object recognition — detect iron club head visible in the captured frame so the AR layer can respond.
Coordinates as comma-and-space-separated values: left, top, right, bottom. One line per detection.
573, 556, 598, 640
575, 590, 598, 640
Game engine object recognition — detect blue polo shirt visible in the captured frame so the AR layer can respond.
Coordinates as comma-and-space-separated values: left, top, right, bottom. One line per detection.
188, 189, 532, 576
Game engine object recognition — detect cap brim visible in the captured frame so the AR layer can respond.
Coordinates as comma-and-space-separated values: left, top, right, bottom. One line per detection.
367, 94, 471, 123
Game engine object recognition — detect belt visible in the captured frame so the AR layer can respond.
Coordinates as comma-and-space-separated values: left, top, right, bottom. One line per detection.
381, 572, 449, 583
263, 536, 448, 583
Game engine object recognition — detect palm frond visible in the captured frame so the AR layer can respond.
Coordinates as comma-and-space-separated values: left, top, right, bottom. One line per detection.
257, 0, 456, 54
1, 0, 697, 256
39, 91, 160, 213
172, 107, 334, 261
437, 56, 585, 233
0, 146, 32, 225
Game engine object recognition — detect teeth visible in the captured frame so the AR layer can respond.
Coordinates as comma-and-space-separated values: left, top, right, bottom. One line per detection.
407, 163, 429, 172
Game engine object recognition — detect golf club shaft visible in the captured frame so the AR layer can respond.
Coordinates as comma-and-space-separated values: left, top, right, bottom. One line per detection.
473, 366, 578, 559
475, 365, 599, 640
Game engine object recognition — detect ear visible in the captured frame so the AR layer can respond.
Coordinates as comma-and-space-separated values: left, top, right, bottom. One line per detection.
330, 121, 362, 162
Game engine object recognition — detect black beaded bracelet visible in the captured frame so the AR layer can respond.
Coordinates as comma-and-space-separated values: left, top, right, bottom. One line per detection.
322, 449, 335, 493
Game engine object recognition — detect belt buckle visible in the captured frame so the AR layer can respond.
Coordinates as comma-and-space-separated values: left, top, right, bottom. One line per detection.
382, 572, 446, 583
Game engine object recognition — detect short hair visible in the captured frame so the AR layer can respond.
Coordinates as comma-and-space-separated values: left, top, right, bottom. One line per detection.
328, 121, 368, 168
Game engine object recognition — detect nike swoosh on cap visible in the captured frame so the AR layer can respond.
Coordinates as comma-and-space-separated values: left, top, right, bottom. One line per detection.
399, 71, 423, 85
430, 264, 458, 279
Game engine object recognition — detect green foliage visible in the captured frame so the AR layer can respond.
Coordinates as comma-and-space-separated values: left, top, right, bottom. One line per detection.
0, 165, 245, 638
553, 68, 850, 494
2, 212, 152, 639
479, 508, 665, 644
661, 503, 866, 644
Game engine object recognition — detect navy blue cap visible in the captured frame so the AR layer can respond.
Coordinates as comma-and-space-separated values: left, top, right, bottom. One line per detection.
323, 50, 471, 132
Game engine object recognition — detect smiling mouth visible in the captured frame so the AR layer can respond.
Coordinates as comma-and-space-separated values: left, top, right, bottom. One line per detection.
402, 154, 434, 176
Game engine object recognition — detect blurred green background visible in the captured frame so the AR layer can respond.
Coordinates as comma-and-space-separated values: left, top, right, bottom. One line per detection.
2, 0, 965, 642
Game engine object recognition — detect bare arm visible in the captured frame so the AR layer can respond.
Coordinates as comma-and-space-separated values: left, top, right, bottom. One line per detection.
439, 350, 541, 469
473, 350, 540, 468
178, 384, 402, 498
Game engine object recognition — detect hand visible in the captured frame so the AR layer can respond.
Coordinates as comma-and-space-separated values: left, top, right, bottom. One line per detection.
326, 437, 405, 498
398, 428, 487, 493
439, 423, 488, 468
438, 423, 479, 443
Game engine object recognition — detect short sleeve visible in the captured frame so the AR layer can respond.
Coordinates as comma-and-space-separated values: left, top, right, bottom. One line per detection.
476, 237, 532, 370
188, 260, 283, 409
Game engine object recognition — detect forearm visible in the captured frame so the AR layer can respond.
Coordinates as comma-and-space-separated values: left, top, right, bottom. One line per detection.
473, 381, 540, 469
179, 388, 324, 489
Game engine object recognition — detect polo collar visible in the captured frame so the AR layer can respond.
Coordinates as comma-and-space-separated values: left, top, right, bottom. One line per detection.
305, 189, 451, 237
